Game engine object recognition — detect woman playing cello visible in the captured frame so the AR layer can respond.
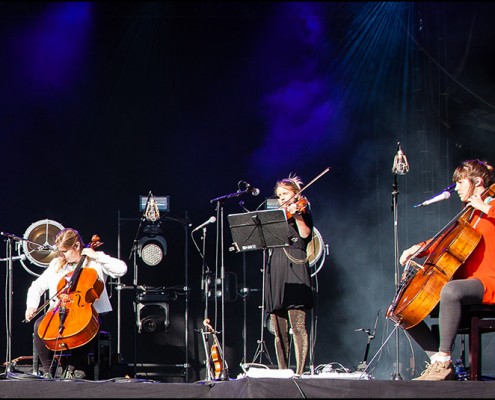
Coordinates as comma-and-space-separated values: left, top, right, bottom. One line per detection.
399, 160, 495, 381
24, 228, 127, 379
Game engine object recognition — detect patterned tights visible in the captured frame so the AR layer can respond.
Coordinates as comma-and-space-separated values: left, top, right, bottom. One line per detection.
270, 309, 308, 375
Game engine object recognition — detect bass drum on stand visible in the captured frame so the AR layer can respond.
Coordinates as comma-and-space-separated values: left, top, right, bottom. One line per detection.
307, 227, 328, 277
19, 219, 64, 277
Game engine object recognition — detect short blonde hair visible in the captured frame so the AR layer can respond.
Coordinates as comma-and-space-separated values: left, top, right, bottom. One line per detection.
274, 173, 304, 195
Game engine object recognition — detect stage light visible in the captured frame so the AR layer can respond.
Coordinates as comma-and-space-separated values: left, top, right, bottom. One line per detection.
137, 234, 167, 266
141, 314, 166, 333
135, 289, 172, 334
136, 193, 169, 266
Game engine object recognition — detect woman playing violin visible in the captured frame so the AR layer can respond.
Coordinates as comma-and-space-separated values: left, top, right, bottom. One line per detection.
399, 159, 495, 381
24, 228, 127, 379
264, 174, 314, 376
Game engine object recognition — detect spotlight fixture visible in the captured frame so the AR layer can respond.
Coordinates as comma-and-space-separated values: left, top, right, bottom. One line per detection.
137, 234, 167, 266
137, 193, 169, 266
135, 287, 173, 334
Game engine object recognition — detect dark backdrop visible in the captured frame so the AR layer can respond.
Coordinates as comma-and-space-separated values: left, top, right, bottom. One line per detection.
1, 2, 495, 381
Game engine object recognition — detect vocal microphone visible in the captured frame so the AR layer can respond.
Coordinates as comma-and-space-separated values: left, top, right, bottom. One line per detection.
392, 142, 409, 176
0, 232, 23, 241
443, 183, 456, 193
192, 216, 217, 232
240, 181, 260, 196
0, 254, 26, 262
40, 244, 57, 251
414, 191, 451, 208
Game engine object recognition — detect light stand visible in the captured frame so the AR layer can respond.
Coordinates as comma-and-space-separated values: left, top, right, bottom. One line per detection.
116, 209, 191, 382
390, 142, 409, 380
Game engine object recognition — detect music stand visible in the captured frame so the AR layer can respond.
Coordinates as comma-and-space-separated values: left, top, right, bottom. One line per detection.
228, 209, 290, 252
227, 209, 290, 365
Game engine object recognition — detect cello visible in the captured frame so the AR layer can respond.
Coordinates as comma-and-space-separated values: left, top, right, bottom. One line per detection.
387, 183, 495, 330
37, 235, 104, 351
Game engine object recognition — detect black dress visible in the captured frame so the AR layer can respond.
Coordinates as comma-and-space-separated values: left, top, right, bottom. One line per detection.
264, 210, 314, 314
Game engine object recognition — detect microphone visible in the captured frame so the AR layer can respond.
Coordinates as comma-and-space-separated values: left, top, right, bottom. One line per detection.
414, 191, 451, 208
392, 142, 409, 175
40, 244, 57, 251
0, 232, 23, 241
443, 183, 455, 193
144, 192, 160, 222
0, 254, 26, 262
192, 216, 217, 232
240, 181, 260, 196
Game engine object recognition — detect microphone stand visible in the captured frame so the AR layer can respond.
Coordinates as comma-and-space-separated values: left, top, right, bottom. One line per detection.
391, 172, 403, 380
209, 186, 252, 381
2, 237, 14, 377
391, 141, 410, 380
0, 232, 51, 378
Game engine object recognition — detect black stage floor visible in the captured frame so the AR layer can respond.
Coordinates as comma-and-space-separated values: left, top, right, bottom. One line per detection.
0, 375, 494, 398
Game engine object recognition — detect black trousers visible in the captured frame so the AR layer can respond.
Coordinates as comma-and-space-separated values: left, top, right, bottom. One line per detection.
33, 314, 99, 377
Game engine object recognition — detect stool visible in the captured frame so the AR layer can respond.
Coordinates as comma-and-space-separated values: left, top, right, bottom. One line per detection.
458, 304, 495, 381
57, 330, 111, 380
90, 331, 111, 380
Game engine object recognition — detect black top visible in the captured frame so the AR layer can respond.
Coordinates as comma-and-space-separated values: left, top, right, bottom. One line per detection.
264, 210, 314, 313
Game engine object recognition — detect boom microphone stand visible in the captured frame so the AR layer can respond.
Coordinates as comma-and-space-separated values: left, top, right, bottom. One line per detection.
390, 142, 409, 380
209, 183, 255, 380
0, 231, 49, 378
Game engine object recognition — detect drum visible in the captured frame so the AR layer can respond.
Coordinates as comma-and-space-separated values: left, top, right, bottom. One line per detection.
20, 219, 64, 271
307, 227, 324, 267
307, 227, 328, 276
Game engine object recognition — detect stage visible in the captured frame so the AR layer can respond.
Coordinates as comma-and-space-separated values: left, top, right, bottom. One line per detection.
0, 374, 494, 398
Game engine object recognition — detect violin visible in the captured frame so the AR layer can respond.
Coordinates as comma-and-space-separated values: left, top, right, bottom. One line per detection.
203, 319, 225, 380
285, 195, 309, 219
280, 167, 330, 219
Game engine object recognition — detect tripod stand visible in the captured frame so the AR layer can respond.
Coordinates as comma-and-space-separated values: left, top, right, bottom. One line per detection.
227, 209, 290, 366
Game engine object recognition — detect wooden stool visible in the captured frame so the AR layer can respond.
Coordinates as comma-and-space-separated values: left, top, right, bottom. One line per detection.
458, 304, 495, 381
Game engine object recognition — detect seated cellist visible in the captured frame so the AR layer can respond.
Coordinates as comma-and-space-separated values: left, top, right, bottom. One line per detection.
399, 159, 495, 381
24, 228, 127, 379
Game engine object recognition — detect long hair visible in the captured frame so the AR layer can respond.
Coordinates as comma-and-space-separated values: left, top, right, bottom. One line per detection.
54, 228, 85, 271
